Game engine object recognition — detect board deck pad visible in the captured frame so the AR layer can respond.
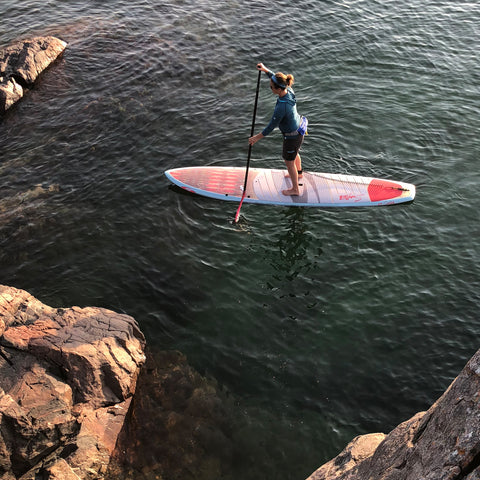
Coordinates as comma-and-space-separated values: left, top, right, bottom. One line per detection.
165, 167, 416, 207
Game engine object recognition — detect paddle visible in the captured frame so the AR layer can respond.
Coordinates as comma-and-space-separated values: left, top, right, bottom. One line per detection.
234, 69, 262, 223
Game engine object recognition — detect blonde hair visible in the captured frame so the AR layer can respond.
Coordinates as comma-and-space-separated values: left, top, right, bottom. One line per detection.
274, 72, 294, 88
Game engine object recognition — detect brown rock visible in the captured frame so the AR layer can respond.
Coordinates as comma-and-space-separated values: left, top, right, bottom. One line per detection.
44, 458, 82, 480
306, 348, 480, 480
0, 76, 23, 111
307, 433, 387, 480
0, 285, 146, 479
0, 36, 66, 112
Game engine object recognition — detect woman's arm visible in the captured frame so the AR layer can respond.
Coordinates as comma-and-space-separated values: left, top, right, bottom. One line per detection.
248, 63, 278, 145
257, 62, 275, 80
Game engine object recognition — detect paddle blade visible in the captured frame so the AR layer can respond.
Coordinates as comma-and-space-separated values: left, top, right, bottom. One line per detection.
234, 194, 246, 223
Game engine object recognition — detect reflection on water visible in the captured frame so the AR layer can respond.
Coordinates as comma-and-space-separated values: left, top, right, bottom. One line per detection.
269, 208, 323, 283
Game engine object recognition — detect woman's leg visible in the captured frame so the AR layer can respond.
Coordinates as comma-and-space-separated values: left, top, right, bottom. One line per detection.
285, 153, 303, 179
283, 160, 300, 196
282, 135, 303, 195
295, 153, 302, 177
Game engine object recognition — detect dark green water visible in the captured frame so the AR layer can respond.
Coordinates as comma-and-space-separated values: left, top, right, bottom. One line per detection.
1, 1, 479, 478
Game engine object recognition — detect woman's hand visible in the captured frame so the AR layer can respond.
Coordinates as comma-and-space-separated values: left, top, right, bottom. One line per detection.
256, 62, 268, 73
248, 133, 264, 146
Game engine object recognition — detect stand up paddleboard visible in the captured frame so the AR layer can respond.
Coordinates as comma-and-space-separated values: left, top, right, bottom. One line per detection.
165, 166, 415, 207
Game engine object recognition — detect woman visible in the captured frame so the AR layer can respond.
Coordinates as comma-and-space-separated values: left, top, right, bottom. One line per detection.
248, 62, 306, 196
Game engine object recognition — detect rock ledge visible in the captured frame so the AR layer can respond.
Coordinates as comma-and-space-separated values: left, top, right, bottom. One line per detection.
0, 285, 146, 480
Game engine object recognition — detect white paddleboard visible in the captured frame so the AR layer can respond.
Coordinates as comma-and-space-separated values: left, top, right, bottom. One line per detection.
165, 166, 415, 207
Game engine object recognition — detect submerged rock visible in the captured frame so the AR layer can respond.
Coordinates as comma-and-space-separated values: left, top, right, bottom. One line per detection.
306, 347, 480, 480
0, 36, 67, 113
0, 285, 146, 479
107, 349, 234, 480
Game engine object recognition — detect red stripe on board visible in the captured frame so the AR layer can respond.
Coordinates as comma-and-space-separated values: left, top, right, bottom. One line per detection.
368, 179, 403, 202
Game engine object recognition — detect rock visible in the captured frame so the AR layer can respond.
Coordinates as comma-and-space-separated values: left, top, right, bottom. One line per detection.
0, 184, 61, 247
45, 458, 82, 480
0, 76, 23, 111
306, 348, 480, 480
307, 433, 387, 480
0, 36, 67, 113
0, 285, 146, 479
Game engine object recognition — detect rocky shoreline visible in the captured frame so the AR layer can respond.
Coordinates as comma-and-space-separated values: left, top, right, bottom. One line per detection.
0, 286, 234, 480
0, 285, 145, 479
2, 284, 480, 480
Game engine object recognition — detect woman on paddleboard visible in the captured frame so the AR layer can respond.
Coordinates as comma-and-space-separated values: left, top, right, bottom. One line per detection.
248, 62, 307, 196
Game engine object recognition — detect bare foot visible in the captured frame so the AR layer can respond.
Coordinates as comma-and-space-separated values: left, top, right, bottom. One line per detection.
282, 188, 300, 196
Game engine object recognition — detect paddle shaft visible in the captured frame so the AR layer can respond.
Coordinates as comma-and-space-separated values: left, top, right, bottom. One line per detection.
234, 69, 262, 222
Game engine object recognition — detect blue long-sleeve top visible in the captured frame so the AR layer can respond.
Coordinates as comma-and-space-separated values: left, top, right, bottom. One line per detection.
262, 69, 301, 136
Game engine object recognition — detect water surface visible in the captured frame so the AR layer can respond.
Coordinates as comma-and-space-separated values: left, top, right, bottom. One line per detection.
1, 1, 479, 478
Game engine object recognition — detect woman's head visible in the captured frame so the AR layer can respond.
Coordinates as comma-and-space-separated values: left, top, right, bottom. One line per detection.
270, 72, 294, 91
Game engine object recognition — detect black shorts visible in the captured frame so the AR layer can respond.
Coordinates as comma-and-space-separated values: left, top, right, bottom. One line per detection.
282, 134, 304, 161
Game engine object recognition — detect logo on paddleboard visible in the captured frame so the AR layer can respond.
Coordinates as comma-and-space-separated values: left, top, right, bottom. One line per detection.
339, 194, 362, 201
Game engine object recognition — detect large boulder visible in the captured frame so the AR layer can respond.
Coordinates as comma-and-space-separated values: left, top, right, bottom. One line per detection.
307, 347, 480, 480
0, 36, 67, 113
0, 285, 146, 479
